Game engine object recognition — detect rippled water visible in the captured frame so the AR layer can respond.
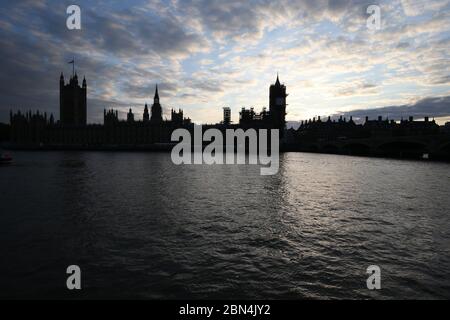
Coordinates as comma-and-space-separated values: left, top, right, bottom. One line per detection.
1, 151, 450, 299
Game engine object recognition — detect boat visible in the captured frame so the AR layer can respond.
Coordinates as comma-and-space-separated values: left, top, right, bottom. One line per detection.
0, 150, 12, 164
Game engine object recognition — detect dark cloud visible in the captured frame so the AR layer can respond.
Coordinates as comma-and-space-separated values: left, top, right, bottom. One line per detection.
177, 0, 377, 41
334, 96, 450, 121
396, 41, 410, 49
335, 82, 378, 96
0, 0, 207, 123
286, 96, 450, 128
430, 75, 450, 85
0, 0, 448, 125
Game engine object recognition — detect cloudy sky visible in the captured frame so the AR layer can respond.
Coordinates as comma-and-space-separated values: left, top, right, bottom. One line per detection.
0, 0, 449, 124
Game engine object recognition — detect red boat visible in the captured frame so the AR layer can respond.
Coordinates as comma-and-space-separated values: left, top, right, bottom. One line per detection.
0, 151, 12, 164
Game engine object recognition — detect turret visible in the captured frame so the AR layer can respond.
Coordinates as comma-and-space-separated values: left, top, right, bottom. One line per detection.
143, 103, 149, 122
154, 84, 160, 104
127, 108, 134, 122
82, 76, 87, 88
151, 85, 163, 123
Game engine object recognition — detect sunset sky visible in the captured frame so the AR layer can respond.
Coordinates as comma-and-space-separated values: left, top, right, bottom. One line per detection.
0, 0, 449, 125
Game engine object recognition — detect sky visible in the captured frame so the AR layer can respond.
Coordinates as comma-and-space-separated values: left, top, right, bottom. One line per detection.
0, 0, 449, 125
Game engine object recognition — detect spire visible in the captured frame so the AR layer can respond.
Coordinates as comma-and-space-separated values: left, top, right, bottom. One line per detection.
82, 76, 86, 88
275, 73, 280, 86
154, 84, 159, 100
143, 102, 149, 122
154, 84, 160, 103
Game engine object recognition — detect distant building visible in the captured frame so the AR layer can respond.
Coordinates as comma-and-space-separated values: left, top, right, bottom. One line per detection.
10, 78, 192, 146
223, 107, 231, 125
127, 108, 134, 123
104, 109, 119, 126
11, 68, 446, 156
171, 109, 184, 126
9, 110, 52, 144
443, 122, 450, 133
59, 72, 87, 126
238, 75, 287, 136
0, 122, 10, 142
294, 115, 440, 142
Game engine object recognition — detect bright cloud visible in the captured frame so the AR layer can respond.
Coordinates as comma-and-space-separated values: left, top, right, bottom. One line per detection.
0, 0, 449, 124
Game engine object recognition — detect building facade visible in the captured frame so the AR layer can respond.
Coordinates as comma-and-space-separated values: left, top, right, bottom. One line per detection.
238, 75, 287, 136
7, 72, 450, 160
60, 72, 87, 126
10, 78, 192, 147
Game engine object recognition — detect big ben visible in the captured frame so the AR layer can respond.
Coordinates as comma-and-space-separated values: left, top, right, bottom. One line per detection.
269, 74, 287, 134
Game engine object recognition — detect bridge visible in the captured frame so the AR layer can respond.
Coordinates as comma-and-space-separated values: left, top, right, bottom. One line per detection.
285, 134, 450, 160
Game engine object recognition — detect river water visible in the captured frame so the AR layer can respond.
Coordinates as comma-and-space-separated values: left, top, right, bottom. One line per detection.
1, 151, 449, 299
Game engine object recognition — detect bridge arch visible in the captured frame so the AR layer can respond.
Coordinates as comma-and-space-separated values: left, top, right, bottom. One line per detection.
342, 143, 371, 156
322, 144, 340, 154
375, 141, 428, 159
431, 142, 450, 160
438, 142, 450, 153
306, 144, 319, 152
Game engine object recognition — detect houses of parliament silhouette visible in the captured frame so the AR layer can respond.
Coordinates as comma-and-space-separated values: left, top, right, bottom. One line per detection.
9, 71, 192, 147
5, 66, 450, 160
8, 70, 288, 148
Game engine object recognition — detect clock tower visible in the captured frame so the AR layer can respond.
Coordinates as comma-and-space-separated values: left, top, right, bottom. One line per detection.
150, 84, 163, 123
269, 74, 287, 133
